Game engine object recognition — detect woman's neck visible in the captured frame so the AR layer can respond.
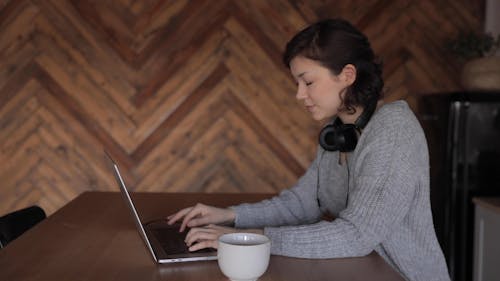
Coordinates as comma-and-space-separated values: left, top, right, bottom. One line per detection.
337, 100, 384, 125
337, 105, 363, 124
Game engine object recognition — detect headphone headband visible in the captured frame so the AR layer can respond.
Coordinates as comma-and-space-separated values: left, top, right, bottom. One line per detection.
353, 101, 377, 130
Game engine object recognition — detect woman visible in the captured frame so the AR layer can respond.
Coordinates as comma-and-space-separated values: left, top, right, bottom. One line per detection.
168, 18, 450, 281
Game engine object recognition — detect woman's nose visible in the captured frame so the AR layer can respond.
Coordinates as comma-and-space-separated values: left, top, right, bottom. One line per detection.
296, 85, 306, 100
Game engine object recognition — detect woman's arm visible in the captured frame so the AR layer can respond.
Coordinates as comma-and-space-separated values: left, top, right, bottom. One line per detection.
232, 148, 326, 228
256, 109, 425, 258
263, 141, 418, 258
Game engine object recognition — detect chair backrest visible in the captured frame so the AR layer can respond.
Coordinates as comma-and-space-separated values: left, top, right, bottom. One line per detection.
0, 206, 46, 248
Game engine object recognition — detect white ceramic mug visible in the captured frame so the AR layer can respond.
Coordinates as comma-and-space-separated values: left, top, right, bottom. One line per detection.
217, 233, 271, 281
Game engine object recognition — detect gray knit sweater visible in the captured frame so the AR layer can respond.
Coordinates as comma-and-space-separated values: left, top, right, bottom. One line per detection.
232, 100, 450, 281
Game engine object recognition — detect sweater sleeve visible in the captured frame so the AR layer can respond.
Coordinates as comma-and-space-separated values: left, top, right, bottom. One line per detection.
263, 122, 419, 258
232, 149, 324, 228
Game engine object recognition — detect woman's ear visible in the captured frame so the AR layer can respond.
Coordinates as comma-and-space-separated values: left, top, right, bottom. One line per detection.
340, 64, 357, 86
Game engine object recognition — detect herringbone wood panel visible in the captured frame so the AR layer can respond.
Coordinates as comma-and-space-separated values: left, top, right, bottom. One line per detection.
0, 0, 483, 215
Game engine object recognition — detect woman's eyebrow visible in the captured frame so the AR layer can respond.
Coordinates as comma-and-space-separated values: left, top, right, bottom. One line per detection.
293, 72, 306, 80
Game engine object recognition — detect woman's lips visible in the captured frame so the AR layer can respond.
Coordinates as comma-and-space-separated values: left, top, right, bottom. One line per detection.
305, 105, 315, 112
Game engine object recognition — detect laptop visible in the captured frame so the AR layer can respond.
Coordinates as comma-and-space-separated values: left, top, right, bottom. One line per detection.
108, 156, 217, 263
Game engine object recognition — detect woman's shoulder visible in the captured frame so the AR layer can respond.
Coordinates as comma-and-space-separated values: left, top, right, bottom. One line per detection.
363, 99, 424, 144
370, 100, 418, 127
375, 100, 412, 119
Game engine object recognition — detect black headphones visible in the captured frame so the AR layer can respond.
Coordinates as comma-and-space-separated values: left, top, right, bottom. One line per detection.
319, 103, 376, 152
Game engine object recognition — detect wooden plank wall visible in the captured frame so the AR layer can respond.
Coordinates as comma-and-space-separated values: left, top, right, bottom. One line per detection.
0, 0, 484, 215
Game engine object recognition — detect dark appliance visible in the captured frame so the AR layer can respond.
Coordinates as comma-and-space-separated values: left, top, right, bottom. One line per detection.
417, 91, 500, 281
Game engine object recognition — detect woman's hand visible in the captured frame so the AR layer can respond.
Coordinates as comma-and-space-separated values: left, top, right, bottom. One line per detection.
185, 225, 264, 252
185, 224, 236, 251
167, 203, 236, 232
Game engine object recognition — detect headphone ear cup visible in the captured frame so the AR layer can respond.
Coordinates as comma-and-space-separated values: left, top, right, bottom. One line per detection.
319, 103, 375, 152
336, 125, 358, 152
319, 125, 340, 151
319, 124, 358, 152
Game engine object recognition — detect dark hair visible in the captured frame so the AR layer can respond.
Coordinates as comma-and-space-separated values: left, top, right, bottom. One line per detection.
283, 18, 383, 114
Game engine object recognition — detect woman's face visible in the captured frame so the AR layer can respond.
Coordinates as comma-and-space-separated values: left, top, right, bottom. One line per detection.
290, 56, 353, 122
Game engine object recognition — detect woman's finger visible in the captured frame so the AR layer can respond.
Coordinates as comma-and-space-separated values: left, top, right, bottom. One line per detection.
166, 207, 193, 225
186, 224, 238, 246
186, 227, 221, 245
188, 239, 218, 252
185, 224, 231, 238
180, 203, 207, 231
185, 229, 220, 247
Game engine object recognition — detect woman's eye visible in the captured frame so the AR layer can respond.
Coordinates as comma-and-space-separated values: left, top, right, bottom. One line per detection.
305, 81, 313, 86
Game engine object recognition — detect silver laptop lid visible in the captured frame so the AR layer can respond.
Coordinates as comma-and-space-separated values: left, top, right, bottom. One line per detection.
106, 151, 217, 263
110, 163, 158, 262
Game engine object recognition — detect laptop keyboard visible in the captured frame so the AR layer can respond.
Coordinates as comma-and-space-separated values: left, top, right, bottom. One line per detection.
151, 227, 215, 255
152, 228, 190, 255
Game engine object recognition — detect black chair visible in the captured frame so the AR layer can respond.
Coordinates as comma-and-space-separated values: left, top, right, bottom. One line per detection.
0, 206, 46, 248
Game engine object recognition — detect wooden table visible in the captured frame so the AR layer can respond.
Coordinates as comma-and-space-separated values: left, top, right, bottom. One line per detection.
0, 192, 404, 281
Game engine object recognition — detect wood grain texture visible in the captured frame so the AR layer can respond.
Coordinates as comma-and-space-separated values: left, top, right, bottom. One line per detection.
0, 0, 484, 215
0, 192, 404, 281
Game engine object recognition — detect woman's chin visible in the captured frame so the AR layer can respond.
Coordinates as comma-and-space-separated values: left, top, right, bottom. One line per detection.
312, 115, 325, 122
310, 112, 330, 122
